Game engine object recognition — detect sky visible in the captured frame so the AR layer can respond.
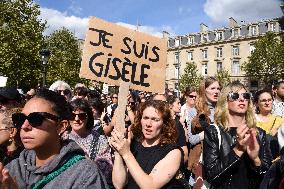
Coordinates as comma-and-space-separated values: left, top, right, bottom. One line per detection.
36, 0, 284, 39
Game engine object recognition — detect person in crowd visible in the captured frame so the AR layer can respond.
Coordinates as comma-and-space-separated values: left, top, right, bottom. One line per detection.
203, 81, 272, 189
89, 97, 112, 136
0, 88, 22, 110
107, 93, 118, 119
0, 108, 23, 165
259, 125, 284, 189
152, 93, 167, 101
254, 88, 284, 158
49, 80, 72, 102
72, 86, 89, 100
110, 100, 182, 189
272, 80, 284, 117
0, 89, 108, 188
67, 98, 113, 185
187, 77, 220, 188
26, 88, 36, 101
167, 95, 188, 163
180, 87, 198, 126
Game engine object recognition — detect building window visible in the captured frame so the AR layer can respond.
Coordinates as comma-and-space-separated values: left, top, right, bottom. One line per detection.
202, 49, 208, 59
232, 29, 239, 37
175, 52, 179, 63
175, 39, 180, 47
250, 45, 256, 54
217, 62, 222, 72
232, 61, 240, 75
270, 23, 276, 32
202, 63, 208, 76
174, 66, 179, 79
217, 48, 222, 58
188, 37, 194, 45
188, 51, 193, 61
232, 46, 239, 56
216, 32, 223, 40
251, 26, 257, 36
202, 34, 208, 42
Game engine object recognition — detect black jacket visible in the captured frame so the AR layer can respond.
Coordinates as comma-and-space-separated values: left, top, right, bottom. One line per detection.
203, 125, 272, 189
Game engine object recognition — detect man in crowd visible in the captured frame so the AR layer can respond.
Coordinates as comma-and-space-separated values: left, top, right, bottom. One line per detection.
272, 80, 284, 117
0, 88, 22, 110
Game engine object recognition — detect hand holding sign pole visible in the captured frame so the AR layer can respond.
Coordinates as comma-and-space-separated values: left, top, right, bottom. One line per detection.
80, 17, 167, 131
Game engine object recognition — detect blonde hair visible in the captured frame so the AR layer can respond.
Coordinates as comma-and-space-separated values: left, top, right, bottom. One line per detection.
214, 82, 255, 131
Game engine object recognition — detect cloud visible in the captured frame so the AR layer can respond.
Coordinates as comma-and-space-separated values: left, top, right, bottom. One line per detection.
204, 0, 283, 23
68, 0, 83, 15
39, 7, 88, 39
39, 7, 175, 39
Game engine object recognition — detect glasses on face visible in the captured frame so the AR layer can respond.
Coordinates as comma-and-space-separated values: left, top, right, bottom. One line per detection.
228, 92, 251, 101
259, 98, 272, 103
112, 96, 118, 99
70, 112, 88, 120
187, 95, 197, 99
55, 89, 70, 96
12, 112, 60, 129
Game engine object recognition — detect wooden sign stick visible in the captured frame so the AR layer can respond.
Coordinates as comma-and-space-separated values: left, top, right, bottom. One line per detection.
115, 81, 130, 133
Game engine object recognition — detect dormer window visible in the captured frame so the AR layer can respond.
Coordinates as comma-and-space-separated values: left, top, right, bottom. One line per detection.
269, 22, 276, 32
216, 31, 223, 40
232, 28, 239, 37
175, 39, 180, 47
251, 26, 257, 36
188, 36, 194, 45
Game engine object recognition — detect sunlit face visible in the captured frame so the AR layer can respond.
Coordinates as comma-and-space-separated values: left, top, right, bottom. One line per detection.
227, 88, 249, 115
141, 107, 163, 143
70, 109, 88, 136
205, 81, 220, 103
0, 112, 10, 145
186, 91, 197, 106
170, 98, 181, 113
20, 98, 60, 150
112, 94, 118, 104
257, 92, 273, 114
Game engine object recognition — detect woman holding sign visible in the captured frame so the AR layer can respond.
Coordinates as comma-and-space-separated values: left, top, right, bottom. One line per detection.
110, 100, 183, 189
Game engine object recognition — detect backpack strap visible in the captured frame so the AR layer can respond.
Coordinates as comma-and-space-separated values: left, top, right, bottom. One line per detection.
31, 155, 85, 189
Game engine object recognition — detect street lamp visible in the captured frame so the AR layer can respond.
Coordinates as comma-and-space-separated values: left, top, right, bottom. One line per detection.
39, 49, 51, 88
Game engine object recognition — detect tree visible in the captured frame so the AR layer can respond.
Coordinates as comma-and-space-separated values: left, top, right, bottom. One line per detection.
215, 69, 230, 88
242, 32, 284, 85
0, 0, 46, 90
44, 28, 90, 87
179, 63, 203, 92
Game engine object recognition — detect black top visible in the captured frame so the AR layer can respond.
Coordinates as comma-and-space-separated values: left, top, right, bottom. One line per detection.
175, 116, 187, 147
126, 140, 181, 189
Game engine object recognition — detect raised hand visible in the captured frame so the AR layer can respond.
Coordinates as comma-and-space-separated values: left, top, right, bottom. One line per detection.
0, 163, 19, 189
109, 128, 132, 158
246, 128, 261, 166
235, 124, 250, 152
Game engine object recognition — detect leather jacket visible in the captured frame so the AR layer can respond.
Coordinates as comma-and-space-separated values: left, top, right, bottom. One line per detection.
203, 125, 272, 189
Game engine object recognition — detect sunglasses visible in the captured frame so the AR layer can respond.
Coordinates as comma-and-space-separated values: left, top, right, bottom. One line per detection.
56, 89, 70, 96
112, 96, 118, 99
187, 95, 197, 98
70, 112, 88, 120
228, 92, 251, 101
12, 112, 60, 128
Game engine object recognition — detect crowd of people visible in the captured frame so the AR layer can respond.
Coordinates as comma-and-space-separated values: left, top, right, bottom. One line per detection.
0, 78, 283, 189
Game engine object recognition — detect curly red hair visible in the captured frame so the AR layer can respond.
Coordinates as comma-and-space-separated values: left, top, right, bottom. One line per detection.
131, 100, 177, 145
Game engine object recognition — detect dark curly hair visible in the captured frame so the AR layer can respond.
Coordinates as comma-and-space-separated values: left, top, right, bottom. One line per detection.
131, 100, 177, 145
70, 98, 94, 131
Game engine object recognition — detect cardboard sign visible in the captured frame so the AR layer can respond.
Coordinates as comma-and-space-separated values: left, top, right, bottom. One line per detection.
80, 17, 167, 93
0, 76, 8, 87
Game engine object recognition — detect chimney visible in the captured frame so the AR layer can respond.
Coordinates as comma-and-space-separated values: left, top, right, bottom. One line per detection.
229, 17, 238, 28
162, 31, 170, 39
280, 4, 284, 14
200, 23, 208, 33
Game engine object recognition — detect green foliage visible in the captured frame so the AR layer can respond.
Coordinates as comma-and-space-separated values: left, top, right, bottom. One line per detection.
179, 63, 203, 92
215, 69, 230, 88
0, 0, 45, 90
44, 28, 90, 88
242, 32, 284, 85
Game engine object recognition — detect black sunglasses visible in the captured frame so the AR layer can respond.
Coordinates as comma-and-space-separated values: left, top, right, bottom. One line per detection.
188, 95, 197, 98
228, 92, 251, 101
56, 89, 70, 96
12, 112, 60, 128
70, 112, 88, 120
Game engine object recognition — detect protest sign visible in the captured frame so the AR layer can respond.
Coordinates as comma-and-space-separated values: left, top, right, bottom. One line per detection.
80, 17, 167, 93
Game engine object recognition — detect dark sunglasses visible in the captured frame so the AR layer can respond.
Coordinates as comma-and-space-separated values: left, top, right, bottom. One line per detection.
228, 92, 251, 101
112, 96, 118, 99
70, 112, 88, 120
56, 89, 70, 96
188, 95, 197, 98
12, 112, 60, 128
